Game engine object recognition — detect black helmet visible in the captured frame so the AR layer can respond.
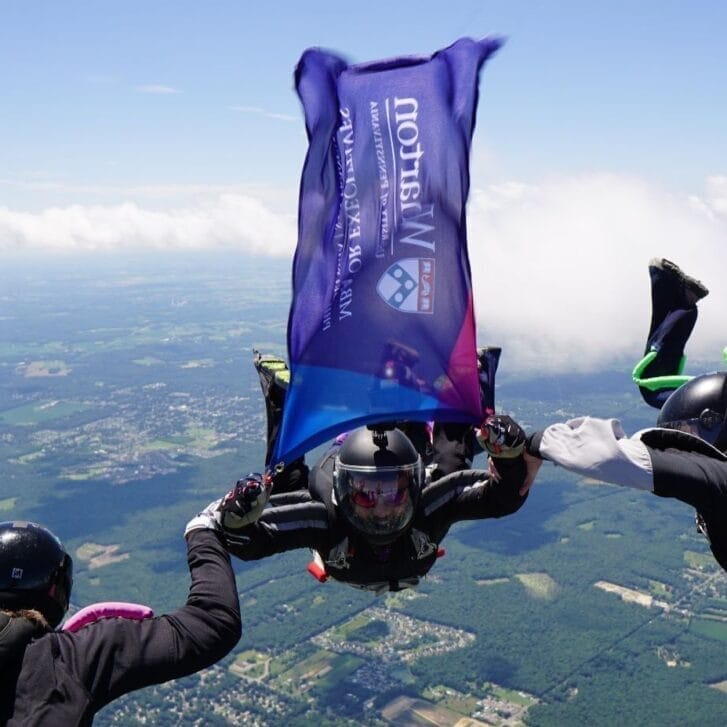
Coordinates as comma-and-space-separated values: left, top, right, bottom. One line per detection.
0, 521, 73, 628
333, 426, 422, 546
657, 372, 727, 452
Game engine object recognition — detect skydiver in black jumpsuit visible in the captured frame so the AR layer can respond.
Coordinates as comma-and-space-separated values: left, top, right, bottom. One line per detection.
214, 349, 532, 594
1, 512, 240, 725
524, 258, 727, 572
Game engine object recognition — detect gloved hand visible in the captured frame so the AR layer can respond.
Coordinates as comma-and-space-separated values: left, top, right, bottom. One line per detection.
218, 472, 272, 530
184, 499, 223, 538
476, 414, 525, 459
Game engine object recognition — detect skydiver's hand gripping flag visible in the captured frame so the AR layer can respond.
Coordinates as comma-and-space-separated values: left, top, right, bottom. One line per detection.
271, 37, 503, 466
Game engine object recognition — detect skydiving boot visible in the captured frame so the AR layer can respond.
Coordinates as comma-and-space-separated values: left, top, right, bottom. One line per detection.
251, 351, 308, 491
253, 350, 289, 466
476, 346, 501, 417
253, 350, 290, 396
648, 258, 709, 307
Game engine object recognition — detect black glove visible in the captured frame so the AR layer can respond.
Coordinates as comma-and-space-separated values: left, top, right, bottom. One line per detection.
476, 414, 525, 458
218, 473, 272, 530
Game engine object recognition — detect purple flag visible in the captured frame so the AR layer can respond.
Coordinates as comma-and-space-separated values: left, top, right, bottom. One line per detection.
272, 37, 503, 465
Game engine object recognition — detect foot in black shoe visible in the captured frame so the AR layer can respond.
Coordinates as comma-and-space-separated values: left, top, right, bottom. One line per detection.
648, 258, 708, 306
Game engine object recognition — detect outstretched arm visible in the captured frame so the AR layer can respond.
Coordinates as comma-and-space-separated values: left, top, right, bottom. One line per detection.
222, 499, 331, 561
65, 528, 241, 713
419, 414, 532, 529
526, 416, 653, 491
185, 477, 331, 561
420, 457, 529, 535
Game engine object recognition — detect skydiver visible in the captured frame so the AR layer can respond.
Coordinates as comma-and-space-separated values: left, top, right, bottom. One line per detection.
1, 506, 241, 724
524, 260, 727, 572
208, 349, 534, 594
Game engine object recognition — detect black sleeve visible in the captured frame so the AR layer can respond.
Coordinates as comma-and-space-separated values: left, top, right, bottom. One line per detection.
649, 447, 727, 512
224, 500, 331, 561
420, 457, 528, 529
59, 529, 241, 710
525, 430, 544, 458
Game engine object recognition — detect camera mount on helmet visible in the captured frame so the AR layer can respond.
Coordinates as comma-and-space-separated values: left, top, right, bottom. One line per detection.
366, 421, 397, 449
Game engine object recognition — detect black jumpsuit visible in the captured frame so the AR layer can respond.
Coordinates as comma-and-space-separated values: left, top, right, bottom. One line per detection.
225, 437, 528, 593
237, 349, 526, 592
1, 530, 241, 726
527, 421, 727, 572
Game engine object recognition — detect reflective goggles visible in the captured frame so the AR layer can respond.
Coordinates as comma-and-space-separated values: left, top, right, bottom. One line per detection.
346, 471, 413, 509
661, 409, 723, 446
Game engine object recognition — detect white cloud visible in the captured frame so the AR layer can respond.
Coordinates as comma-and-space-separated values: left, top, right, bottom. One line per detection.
0, 194, 296, 256
0, 178, 300, 212
136, 84, 181, 94
229, 105, 297, 122
468, 173, 727, 374
2, 173, 725, 375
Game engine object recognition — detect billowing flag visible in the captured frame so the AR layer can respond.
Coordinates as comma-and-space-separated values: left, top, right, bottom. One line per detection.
272, 37, 503, 466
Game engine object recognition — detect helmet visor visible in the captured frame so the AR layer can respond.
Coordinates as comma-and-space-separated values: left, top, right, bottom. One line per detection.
338, 464, 417, 541
660, 409, 724, 447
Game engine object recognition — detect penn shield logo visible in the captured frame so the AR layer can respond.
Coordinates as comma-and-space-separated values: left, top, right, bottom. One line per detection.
376, 258, 435, 314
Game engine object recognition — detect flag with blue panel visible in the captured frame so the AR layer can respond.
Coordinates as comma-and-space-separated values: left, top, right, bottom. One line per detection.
271, 37, 503, 466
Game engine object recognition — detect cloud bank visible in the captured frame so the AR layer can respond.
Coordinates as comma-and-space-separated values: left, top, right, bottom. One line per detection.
2, 174, 725, 374
0, 194, 296, 256
467, 174, 727, 373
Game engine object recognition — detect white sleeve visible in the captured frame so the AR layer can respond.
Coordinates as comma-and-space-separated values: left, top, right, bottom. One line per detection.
538, 417, 654, 491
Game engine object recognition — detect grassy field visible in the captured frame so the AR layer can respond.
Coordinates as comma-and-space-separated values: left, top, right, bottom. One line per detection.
268, 649, 364, 697
0, 497, 18, 512
516, 572, 562, 600
690, 618, 727, 642
490, 684, 538, 707
0, 400, 87, 426
329, 612, 371, 640
684, 550, 715, 569
230, 650, 271, 681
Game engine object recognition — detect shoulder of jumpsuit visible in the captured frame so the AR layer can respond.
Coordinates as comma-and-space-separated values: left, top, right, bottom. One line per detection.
636, 427, 727, 461
60, 602, 154, 633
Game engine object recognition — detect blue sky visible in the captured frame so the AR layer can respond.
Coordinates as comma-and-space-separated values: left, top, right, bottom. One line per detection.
3, 1, 726, 198
2, 1, 726, 371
